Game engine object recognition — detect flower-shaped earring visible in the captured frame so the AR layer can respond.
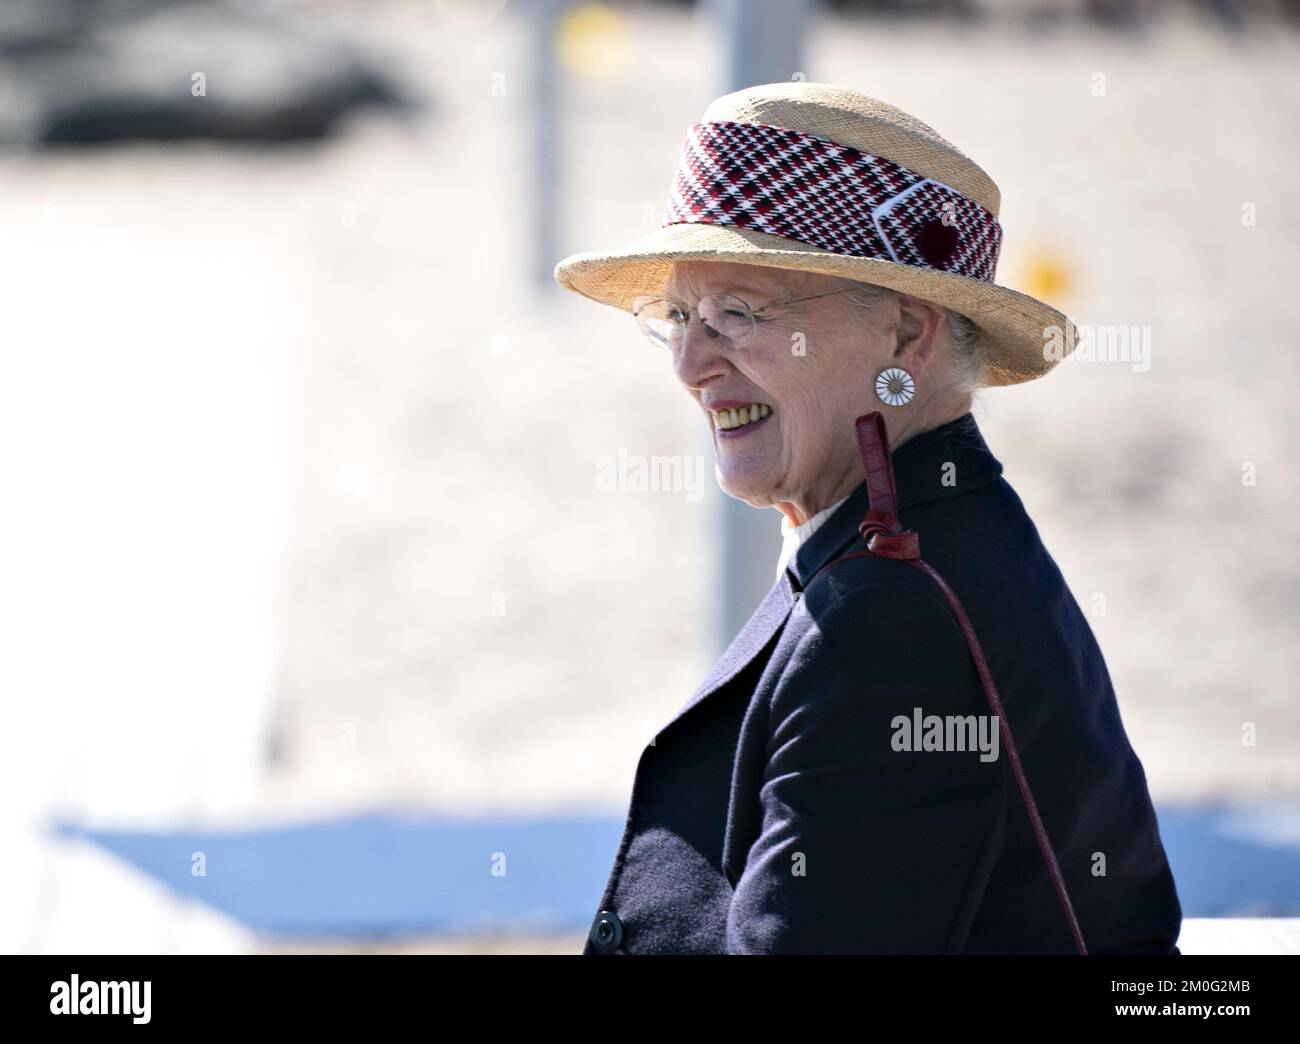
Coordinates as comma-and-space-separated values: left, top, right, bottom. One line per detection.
875, 366, 915, 407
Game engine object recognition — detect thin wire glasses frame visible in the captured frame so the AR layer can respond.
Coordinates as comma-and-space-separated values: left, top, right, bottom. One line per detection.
631, 287, 859, 350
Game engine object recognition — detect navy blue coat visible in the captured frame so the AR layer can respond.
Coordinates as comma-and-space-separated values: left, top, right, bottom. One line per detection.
584, 412, 1182, 955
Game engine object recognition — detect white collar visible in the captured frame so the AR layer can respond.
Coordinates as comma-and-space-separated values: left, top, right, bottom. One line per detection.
775, 492, 852, 582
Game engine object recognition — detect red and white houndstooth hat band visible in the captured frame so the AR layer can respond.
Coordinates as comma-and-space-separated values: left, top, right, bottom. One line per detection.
553, 82, 1077, 387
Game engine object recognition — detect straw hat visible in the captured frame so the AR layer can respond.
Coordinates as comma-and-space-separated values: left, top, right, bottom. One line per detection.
552, 81, 1076, 387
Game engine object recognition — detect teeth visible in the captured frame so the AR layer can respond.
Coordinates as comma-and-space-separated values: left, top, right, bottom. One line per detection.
712, 403, 770, 430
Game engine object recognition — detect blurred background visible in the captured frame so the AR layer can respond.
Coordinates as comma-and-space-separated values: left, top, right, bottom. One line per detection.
2, 0, 1298, 955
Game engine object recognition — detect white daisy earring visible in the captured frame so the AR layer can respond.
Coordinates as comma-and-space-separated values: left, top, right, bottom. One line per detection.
874, 366, 915, 407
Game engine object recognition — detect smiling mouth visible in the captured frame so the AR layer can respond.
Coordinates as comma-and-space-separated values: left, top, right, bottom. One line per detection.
711, 402, 771, 432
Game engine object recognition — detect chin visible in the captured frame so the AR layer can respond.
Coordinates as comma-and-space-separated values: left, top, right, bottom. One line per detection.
715, 468, 777, 509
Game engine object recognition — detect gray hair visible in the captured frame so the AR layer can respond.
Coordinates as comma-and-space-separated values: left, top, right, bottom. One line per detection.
828, 277, 984, 394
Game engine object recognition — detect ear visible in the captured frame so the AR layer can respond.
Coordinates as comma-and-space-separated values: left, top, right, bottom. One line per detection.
892, 294, 947, 375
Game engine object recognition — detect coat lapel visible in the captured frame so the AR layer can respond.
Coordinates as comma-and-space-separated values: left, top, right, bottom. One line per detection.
658, 568, 796, 735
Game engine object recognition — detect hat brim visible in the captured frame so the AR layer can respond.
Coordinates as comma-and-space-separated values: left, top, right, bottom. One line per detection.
553, 222, 1075, 388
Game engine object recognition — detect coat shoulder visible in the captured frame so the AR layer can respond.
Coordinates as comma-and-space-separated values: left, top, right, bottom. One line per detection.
799, 546, 958, 631
777, 551, 981, 720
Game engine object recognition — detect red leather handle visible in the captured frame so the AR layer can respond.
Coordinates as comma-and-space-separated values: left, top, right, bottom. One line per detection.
855, 412, 901, 522
809, 411, 1088, 956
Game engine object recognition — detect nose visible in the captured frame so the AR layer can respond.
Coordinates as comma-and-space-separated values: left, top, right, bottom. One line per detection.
672, 315, 730, 390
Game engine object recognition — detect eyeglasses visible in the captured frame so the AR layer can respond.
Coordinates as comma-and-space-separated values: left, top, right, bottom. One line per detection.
631, 288, 857, 350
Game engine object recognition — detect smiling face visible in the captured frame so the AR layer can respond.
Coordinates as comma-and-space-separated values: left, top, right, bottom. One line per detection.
660, 260, 969, 525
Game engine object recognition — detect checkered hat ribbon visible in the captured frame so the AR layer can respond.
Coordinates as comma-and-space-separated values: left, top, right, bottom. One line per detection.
664, 120, 1002, 283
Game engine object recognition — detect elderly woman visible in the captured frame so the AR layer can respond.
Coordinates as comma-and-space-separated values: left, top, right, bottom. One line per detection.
553, 83, 1182, 954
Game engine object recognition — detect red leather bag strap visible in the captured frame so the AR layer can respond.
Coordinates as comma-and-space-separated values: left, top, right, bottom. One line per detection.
807, 412, 1088, 956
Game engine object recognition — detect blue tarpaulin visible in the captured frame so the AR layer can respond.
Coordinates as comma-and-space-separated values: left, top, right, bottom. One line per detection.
55, 810, 622, 937
54, 800, 1300, 938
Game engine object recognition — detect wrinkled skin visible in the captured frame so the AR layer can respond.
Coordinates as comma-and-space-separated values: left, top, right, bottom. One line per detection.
662, 260, 974, 527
